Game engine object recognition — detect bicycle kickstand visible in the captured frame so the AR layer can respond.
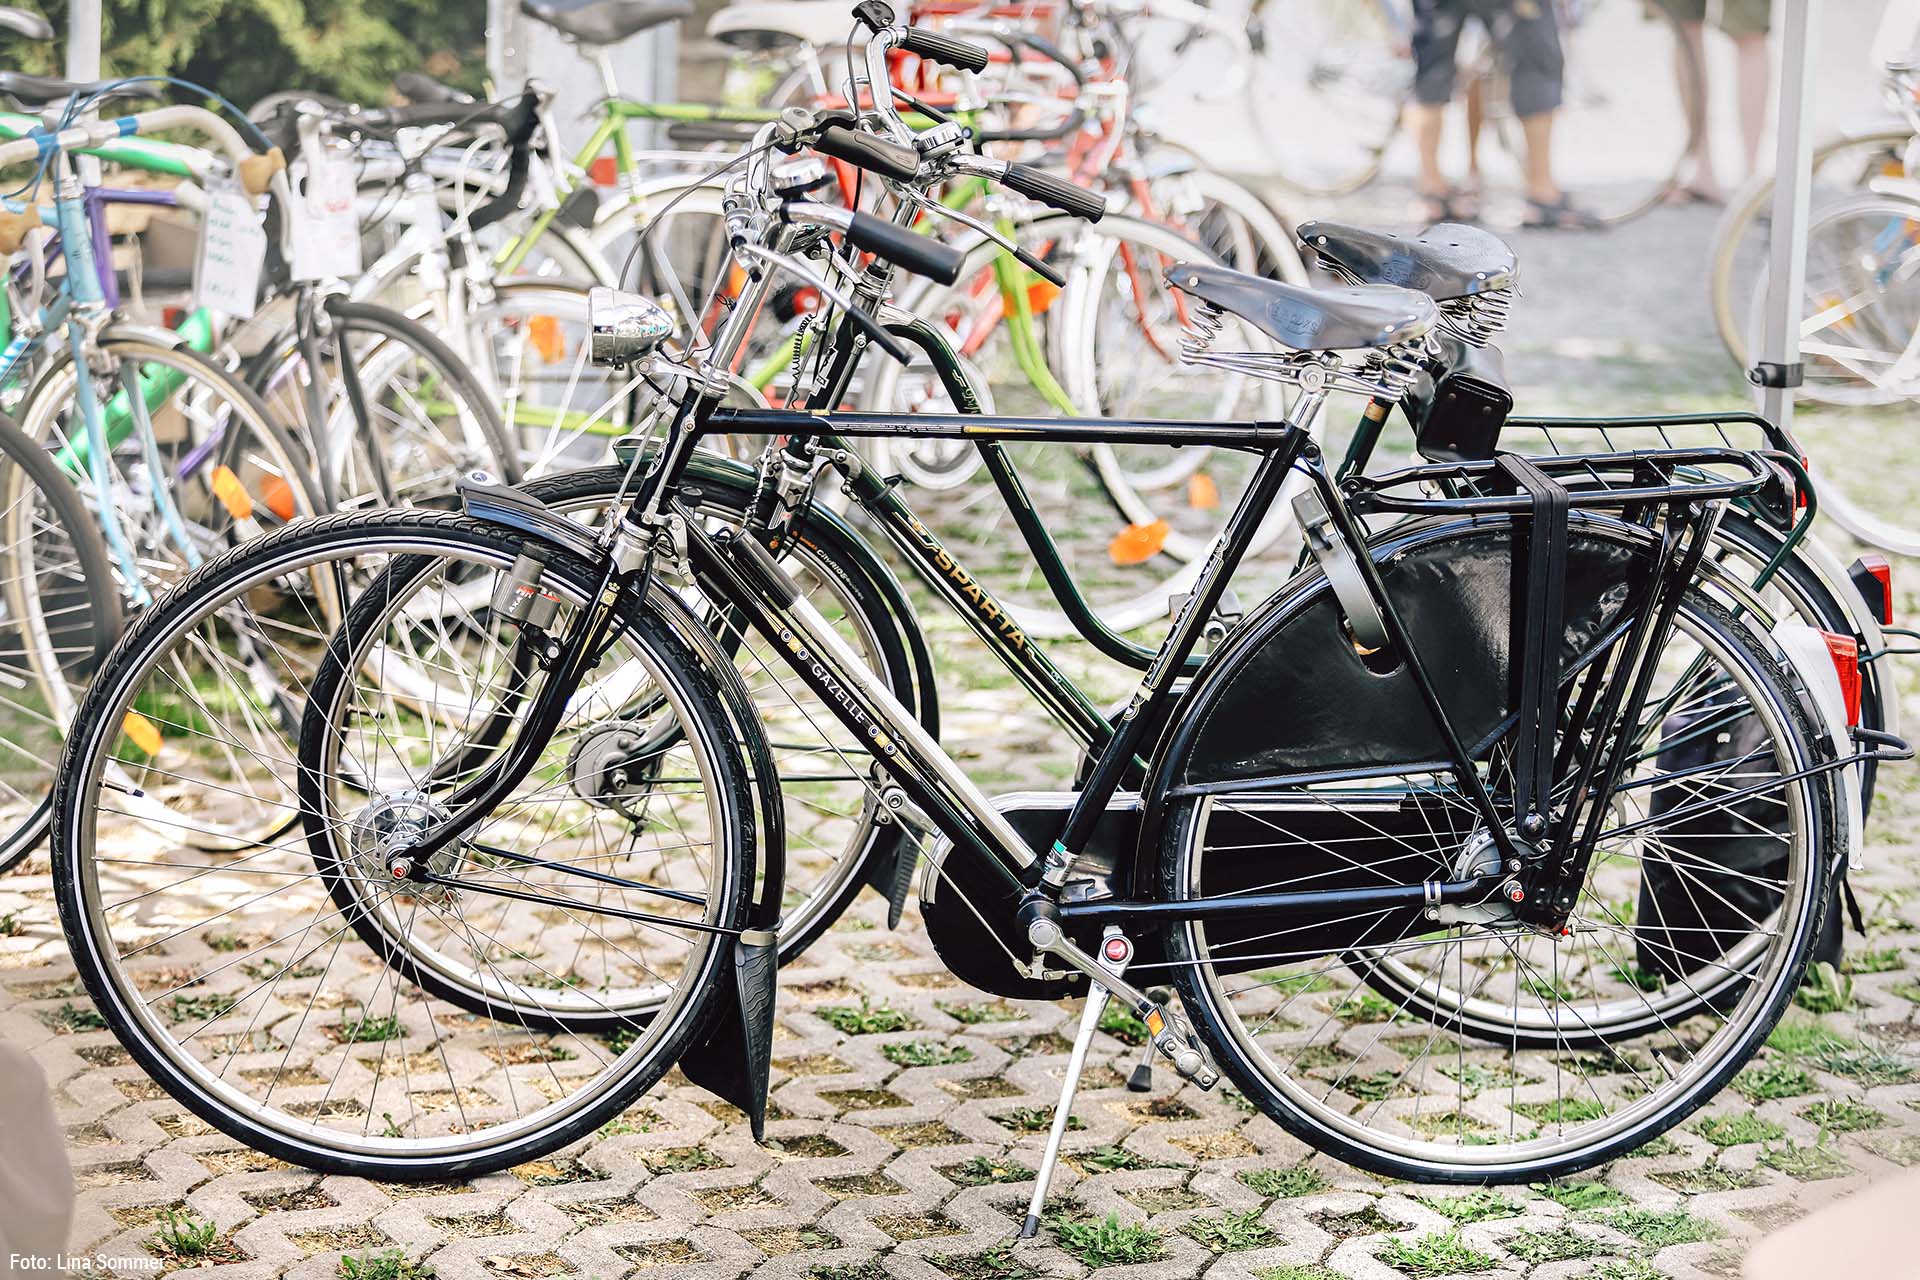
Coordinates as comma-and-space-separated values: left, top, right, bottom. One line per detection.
1020, 925, 1132, 1239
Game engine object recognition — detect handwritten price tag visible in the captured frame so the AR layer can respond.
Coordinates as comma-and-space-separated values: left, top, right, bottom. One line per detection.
289, 141, 362, 282
192, 179, 266, 319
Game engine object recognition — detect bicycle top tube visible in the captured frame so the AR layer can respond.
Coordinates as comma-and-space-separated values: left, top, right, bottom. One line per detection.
0, 110, 202, 179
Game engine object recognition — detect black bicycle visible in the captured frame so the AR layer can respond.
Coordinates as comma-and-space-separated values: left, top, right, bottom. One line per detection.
47, 22, 1892, 1200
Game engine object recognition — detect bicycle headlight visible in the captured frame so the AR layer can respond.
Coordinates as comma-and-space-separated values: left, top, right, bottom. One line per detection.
588, 287, 675, 366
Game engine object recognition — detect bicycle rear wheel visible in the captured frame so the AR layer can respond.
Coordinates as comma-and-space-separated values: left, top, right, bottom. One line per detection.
0, 412, 122, 871
245, 298, 519, 507
1157, 517, 1836, 1182
52, 511, 755, 1177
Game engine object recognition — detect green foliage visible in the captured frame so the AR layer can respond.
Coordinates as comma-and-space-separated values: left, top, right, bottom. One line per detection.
1690, 1112, 1785, 1147
1592, 1261, 1667, 1280
995, 1106, 1081, 1133
1502, 1226, 1608, 1263
928, 1243, 1038, 1280
936, 999, 1021, 1025
818, 997, 913, 1034
1733, 1059, 1817, 1101
1798, 1098, 1885, 1132
881, 1040, 973, 1067
1422, 1189, 1520, 1224
1183, 1209, 1276, 1253
1794, 961, 1855, 1014
1530, 1179, 1627, 1210
1097, 1003, 1149, 1045
5, 0, 486, 111
1239, 1164, 1329, 1198
150, 1208, 218, 1259
1758, 1138, 1853, 1181
940, 1156, 1033, 1187
1257, 1268, 1343, 1280
1602, 1208, 1718, 1248
338, 1250, 434, 1280
1377, 1231, 1500, 1277
1049, 1213, 1165, 1268
1843, 947, 1905, 974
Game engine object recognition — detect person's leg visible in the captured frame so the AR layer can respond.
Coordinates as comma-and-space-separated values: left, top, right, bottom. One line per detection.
1410, 0, 1468, 212
1657, 0, 1716, 196
1499, 0, 1596, 224
1678, 20, 1722, 198
1733, 30, 1771, 178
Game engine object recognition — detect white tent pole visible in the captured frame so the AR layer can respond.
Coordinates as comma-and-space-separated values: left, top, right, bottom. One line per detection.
487, 0, 530, 92
65, 0, 100, 82
1753, 0, 1817, 432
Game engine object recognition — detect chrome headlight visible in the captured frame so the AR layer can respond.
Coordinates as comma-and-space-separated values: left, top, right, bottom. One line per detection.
588, 287, 675, 366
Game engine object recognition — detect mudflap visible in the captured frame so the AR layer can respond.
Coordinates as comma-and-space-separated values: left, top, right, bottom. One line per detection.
863, 826, 920, 930
680, 929, 780, 1141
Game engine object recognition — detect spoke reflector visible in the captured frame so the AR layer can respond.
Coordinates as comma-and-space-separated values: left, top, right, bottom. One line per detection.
260, 474, 296, 522
528, 314, 566, 364
122, 712, 162, 756
209, 465, 253, 521
1109, 519, 1170, 566
1188, 471, 1220, 510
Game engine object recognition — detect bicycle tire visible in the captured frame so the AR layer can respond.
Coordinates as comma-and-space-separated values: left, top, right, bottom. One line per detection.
51, 509, 756, 1177
523, 461, 939, 966
245, 297, 522, 504
0, 411, 122, 873
1156, 515, 1836, 1183
1707, 128, 1914, 370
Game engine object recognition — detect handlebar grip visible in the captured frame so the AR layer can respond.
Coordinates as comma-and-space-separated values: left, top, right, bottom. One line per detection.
1002, 162, 1106, 222
844, 211, 965, 286
814, 124, 920, 183
393, 71, 472, 105
901, 27, 991, 73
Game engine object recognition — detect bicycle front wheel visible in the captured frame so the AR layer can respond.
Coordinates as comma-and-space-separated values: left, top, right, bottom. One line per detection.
52, 511, 756, 1177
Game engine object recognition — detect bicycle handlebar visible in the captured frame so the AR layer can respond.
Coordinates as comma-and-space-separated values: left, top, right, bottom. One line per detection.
814, 122, 921, 182
900, 26, 992, 73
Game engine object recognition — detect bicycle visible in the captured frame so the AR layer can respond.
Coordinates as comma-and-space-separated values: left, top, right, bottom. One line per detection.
50, 69, 1887, 1194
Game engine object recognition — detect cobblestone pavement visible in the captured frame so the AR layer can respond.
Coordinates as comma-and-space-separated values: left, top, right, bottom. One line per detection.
7, 194, 1920, 1280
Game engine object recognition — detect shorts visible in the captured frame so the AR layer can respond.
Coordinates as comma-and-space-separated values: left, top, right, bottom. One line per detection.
1656, 0, 1771, 37
1410, 0, 1565, 119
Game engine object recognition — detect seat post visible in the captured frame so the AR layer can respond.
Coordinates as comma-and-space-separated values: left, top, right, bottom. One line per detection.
592, 44, 621, 100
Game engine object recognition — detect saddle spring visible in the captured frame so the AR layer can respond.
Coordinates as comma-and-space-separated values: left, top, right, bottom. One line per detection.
1437, 287, 1514, 346
1179, 301, 1426, 402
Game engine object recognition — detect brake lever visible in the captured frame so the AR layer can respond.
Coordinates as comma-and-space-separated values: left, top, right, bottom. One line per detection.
733, 242, 915, 364
899, 188, 1068, 288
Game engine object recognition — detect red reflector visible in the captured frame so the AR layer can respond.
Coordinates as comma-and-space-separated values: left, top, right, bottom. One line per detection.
1819, 629, 1863, 727
589, 156, 619, 187
1851, 554, 1894, 626
1796, 454, 1810, 509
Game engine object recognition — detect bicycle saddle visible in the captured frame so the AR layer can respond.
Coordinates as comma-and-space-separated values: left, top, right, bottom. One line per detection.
709, 1, 869, 51
1297, 221, 1517, 302
0, 71, 162, 109
519, 0, 691, 46
0, 6, 53, 40
1165, 262, 1434, 353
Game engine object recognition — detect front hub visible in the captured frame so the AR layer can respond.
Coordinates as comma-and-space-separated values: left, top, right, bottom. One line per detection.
350, 788, 459, 904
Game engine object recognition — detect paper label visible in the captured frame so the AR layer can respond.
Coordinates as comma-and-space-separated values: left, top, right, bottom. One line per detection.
289, 141, 363, 282
192, 180, 265, 319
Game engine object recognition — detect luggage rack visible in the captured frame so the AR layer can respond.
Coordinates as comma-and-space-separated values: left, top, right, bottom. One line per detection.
1341, 443, 1780, 518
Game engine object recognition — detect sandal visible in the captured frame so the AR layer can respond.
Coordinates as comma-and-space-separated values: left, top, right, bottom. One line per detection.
1522, 195, 1604, 230
1415, 189, 1458, 222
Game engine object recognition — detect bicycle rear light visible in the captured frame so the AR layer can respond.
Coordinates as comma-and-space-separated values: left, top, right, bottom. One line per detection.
1850, 554, 1894, 626
1820, 628, 1864, 727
